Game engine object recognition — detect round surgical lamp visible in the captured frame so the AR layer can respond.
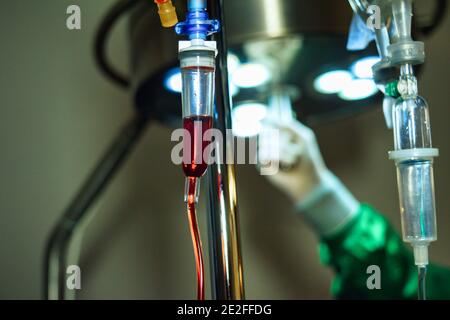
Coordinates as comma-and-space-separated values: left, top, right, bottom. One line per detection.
124, 0, 442, 128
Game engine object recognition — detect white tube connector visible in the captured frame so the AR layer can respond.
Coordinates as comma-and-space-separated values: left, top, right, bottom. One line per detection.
184, 177, 201, 204
179, 40, 217, 54
413, 244, 429, 266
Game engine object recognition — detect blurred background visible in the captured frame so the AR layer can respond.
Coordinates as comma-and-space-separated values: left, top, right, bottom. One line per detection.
0, 0, 449, 299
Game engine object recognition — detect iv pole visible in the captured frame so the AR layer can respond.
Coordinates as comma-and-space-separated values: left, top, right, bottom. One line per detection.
44, 114, 149, 299
206, 0, 245, 300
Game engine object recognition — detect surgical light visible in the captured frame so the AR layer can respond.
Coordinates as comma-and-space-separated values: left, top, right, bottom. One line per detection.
232, 63, 271, 88
313, 70, 353, 94
233, 103, 267, 122
228, 53, 241, 75
338, 78, 378, 101
232, 120, 263, 138
232, 102, 268, 137
351, 56, 381, 79
164, 68, 182, 93
227, 53, 241, 96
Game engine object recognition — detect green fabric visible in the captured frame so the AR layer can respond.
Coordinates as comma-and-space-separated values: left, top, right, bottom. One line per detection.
319, 204, 450, 299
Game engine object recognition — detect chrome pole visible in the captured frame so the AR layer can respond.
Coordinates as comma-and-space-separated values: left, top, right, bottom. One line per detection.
44, 114, 148, 299
206, 0, 245, 300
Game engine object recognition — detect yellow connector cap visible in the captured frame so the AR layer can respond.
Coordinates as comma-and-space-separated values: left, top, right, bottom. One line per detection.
156, 1, 178, 28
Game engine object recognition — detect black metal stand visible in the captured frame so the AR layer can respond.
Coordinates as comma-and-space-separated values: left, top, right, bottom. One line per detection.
206, 0, 245, 300
43, 114, 149, 299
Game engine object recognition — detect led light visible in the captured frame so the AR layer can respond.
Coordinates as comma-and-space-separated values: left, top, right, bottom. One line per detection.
227, 53, 240, 96
351, 56, 381, 79
232, 102, 268, 137
233, 103, 267, 122
164, 68, 182, 93
338, 79, 378, 101
232, 63, 271, 88
228, 53, 240, 75
313, 70, 353, 94
232, 120, 263, 137
229, 82, 240, 97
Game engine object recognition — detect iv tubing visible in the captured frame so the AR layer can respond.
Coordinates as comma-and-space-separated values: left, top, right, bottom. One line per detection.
186, 177, 205, 300
418, 266, 427, 300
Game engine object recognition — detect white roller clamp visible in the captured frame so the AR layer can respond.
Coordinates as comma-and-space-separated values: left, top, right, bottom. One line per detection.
389, 148, 439, 162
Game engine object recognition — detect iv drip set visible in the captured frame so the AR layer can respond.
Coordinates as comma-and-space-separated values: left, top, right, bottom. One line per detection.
349, 0, 438, 300
43, 0, 444, 301
154, 0, 219, 300
157, 0, 440, 300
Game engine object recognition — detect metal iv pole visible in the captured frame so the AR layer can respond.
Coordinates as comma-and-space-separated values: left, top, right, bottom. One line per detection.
44, 114, 149, 299
206, 0, 245, 300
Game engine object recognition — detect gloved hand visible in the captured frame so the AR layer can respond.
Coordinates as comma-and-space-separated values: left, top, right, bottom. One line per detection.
260, 120, 328, 203
258, 119, 360, 237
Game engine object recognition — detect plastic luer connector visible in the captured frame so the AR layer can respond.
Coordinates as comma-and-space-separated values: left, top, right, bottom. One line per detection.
154, 0, 178, 28
175, 1, 219, 40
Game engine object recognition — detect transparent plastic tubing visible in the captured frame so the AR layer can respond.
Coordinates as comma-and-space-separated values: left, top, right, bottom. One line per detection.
390, 64, 438, 268
186, 177, 205, 300
418, 265, 427, 300
179, 46, 215, 300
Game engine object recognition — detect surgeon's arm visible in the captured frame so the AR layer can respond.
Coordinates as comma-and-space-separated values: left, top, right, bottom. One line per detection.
261, 120, 450, 299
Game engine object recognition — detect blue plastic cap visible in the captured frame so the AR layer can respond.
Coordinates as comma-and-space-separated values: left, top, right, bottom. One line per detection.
188, 0, 207, 11
175, 8, 220, 40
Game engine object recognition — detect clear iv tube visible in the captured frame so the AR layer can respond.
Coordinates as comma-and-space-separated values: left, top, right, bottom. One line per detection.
186, 177, 205, 300
418, 265, 427, 300
387, 1, 438, 300
390, 63, 438, 269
